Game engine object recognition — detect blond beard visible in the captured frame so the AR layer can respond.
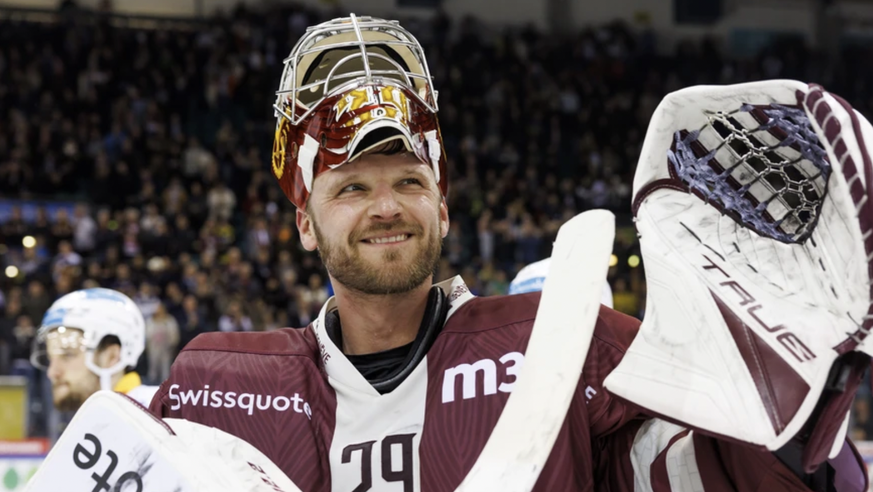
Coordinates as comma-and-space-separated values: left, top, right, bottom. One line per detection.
53, 378, 99, 412
312, 216, 441, 295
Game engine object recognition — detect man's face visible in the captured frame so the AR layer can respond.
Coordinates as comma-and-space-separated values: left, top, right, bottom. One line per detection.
44, 328, 99, 412
298, 151, 449, 295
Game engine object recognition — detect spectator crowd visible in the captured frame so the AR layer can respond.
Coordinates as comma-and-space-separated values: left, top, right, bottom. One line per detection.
0, 1, 872, 438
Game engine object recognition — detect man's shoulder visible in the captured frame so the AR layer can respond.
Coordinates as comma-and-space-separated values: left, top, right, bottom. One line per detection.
443, 293, 538, 332
591, 303, 640, 353
446, 293, 640, 349
183, 327, 319, 358
152, 327, 326, 414
443, 292, 640, 357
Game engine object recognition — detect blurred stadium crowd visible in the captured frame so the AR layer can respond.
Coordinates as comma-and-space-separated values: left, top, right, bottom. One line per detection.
1, 1, 873, 438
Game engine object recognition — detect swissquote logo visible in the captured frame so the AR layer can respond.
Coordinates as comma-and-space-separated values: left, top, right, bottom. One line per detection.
168, 384, 313, 419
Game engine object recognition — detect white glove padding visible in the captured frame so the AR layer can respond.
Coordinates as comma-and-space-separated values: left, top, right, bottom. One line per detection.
604, 80, 873, 472
25, 390, 302, 492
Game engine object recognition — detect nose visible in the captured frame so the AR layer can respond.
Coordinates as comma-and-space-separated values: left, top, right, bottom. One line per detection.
368, 184, 402, 221
46, 359, 62, 383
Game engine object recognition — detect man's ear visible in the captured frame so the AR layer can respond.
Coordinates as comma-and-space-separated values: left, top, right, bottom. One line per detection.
95, 344, 121, 369
439, 198, 449, 238
297, 207, 319, 252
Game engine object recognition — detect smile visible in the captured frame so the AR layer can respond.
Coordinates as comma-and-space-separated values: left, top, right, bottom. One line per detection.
364, 234, 411, 244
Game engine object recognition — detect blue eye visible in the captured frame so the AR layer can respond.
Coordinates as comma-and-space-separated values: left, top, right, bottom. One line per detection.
340, 184, 365, 193
400, 178, 422, 186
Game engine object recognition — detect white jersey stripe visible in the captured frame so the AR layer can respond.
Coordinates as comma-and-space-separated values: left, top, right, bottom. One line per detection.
329, 361, 428, 492
665, 433, 704, 492
319, 276, 476, 492
630, 419, 688, 492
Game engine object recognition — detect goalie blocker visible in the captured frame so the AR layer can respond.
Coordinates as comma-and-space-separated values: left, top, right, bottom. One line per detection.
24, 391, 301, 492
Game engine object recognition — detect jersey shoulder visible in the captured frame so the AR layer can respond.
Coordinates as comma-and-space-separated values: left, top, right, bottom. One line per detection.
443, 293, 539, 333
445, 292, 640, 350
150, 327, 325, 417
182, 327, 320, 359
592, 302, 640, 353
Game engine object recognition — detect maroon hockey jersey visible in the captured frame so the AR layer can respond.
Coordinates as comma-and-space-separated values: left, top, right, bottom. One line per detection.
149, 277, 864, 491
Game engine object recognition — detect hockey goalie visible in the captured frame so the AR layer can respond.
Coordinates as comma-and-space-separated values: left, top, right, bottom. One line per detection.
27, 14, 873, 492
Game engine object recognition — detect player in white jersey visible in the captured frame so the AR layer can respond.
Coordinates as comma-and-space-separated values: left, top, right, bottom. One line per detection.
30, 288, 158, 410
509, 256, 614, 308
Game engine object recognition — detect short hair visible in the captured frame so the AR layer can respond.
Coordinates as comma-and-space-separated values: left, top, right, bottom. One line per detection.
96, 335, 135, 373
366, 139, 408, 155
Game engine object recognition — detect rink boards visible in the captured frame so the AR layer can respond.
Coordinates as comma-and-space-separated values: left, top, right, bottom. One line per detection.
0, 440, 48, 492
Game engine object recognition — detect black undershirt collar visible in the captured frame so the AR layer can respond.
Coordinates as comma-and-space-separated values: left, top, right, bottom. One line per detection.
324, 286, 449, 394
345, 342, 415, 383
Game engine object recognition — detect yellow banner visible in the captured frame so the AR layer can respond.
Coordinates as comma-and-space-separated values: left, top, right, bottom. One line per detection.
0, 377, 28, 440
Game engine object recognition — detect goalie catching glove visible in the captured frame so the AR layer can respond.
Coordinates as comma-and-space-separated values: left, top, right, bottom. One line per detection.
604, 80, 873, 473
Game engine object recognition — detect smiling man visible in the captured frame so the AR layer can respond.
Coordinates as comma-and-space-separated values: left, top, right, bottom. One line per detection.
300, 149, 447, 358
150, 15, 867, 492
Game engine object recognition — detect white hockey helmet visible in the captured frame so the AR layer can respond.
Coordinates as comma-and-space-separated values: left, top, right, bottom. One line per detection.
509, 258, 615, 308
31, 288, 145, 390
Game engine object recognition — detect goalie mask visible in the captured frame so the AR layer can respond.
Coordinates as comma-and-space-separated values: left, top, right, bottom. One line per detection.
272, 14, 447, 209
604, 80, 873, 472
